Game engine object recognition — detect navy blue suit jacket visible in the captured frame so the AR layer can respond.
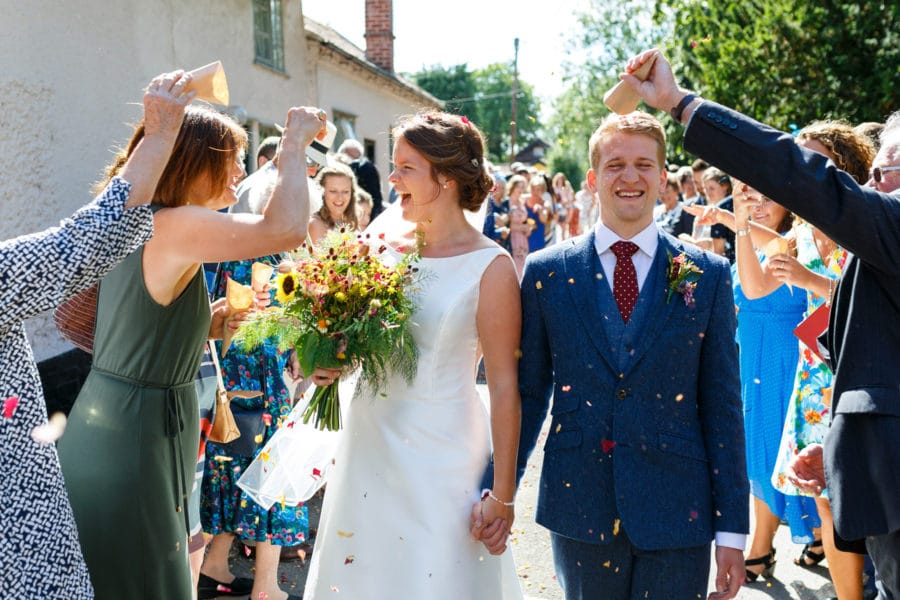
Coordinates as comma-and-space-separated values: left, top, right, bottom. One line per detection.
508, 229, 748, 550
685, 101, 900, 540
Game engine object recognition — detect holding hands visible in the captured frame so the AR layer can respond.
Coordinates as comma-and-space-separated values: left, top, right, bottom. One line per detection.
470, 492, 515, 555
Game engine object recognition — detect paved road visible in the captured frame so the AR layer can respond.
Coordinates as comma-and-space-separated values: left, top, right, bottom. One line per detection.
510, 417, 839, 600
222, 404, 842, 599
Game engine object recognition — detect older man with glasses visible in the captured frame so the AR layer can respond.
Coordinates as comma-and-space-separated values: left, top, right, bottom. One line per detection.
868, 144, 900, 194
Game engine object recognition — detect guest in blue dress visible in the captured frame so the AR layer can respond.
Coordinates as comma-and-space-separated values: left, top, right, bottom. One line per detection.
729, 185, 821, 582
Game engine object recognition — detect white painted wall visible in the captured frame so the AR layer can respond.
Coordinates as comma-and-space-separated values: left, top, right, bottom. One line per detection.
1, 0, 310, 360
2, 0, 435, 361
316, 62, 438, 200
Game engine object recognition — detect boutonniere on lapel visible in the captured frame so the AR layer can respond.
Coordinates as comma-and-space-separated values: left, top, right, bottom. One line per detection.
666, 251, 703, 307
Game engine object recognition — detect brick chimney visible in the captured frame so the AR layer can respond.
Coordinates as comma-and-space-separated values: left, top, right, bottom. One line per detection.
365, 0, 394, 73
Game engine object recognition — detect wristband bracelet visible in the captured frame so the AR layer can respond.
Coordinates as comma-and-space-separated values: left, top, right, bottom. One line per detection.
483, 490, 515, 507
736, 227, 751, 237
670, 93, 698, 122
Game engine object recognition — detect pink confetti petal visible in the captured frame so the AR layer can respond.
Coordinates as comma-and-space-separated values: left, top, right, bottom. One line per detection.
2, 396, 19, 419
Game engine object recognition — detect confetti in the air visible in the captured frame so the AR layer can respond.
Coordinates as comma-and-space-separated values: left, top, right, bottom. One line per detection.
2, 396, 19, 419
31, 412, 67, 444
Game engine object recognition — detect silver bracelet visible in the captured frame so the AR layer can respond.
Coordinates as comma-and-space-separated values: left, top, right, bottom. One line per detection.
736, 227, 751, 237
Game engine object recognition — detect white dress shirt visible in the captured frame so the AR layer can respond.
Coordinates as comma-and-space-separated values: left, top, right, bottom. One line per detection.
593, 220, 659, 291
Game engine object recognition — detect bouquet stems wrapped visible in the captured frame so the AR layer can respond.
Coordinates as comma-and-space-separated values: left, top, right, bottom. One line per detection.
235, 229, 420, 430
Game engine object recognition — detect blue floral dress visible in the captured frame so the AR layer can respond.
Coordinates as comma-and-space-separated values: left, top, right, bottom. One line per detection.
733, 243, 820, 543
772, 225, 848, 500
200, 256, 309, 545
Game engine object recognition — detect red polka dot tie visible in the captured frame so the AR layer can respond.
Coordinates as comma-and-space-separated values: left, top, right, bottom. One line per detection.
611, 241, 640, 323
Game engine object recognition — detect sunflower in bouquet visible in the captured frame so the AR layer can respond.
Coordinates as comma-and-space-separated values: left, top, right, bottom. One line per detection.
235, 228, 420, 430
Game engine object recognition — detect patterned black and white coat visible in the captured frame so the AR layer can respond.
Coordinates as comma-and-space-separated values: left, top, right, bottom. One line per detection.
0, 178, 153, 598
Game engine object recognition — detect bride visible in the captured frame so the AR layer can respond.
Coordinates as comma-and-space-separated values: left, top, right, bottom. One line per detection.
304, 111, 523, 598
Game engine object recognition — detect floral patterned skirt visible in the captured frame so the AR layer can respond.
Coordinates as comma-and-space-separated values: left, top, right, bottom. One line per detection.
201, 441, 309, 545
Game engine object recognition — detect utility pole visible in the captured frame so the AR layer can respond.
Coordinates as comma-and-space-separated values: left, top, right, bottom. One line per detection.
510, 37, 519, 166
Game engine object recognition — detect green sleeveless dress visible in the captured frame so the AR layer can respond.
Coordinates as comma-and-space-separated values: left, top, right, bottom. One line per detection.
59, 228, 210, 599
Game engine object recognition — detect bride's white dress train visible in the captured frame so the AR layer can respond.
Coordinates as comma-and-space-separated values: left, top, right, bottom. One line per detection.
304, 247, 522, 599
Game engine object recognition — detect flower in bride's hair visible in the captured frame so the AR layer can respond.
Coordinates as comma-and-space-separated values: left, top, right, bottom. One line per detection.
460, 116, 471, 126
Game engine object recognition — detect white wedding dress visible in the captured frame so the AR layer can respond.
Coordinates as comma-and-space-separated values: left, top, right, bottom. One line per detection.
304, 246, 522, 599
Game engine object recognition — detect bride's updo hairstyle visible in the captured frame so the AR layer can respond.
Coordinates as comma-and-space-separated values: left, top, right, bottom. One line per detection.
392, 110, 493, 211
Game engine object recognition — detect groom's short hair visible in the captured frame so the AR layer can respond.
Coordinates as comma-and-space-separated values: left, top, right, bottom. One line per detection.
589, 111, 667, 171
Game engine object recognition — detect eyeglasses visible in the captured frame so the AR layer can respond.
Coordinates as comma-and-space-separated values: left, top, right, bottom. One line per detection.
871, 165, 900, 183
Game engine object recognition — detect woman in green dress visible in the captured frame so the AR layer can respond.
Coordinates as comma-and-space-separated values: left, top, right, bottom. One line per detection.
58, 103, 327, 599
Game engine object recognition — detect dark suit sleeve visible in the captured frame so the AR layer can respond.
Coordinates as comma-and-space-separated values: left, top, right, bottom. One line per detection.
684, 102, 900, 276
512, 259, 555, 486
353, 159, 384, 216
677, 208, 695, 238
696, 258, 750, 535
482, 201, 495, 237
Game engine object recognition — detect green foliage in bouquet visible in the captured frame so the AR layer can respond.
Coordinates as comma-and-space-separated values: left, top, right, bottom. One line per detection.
235, 228, 420, 430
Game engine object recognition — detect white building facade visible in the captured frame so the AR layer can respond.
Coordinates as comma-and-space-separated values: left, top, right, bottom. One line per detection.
2, 0, 436, 361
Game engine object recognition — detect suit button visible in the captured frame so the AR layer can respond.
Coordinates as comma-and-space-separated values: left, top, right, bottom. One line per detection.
616, 389, 626, 400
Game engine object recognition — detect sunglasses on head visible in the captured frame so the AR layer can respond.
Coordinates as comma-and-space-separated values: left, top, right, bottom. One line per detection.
871, 165, 900, 183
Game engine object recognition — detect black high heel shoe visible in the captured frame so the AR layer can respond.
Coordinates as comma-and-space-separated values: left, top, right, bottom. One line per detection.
794, 538, 825, 568
744, 552, 776, 583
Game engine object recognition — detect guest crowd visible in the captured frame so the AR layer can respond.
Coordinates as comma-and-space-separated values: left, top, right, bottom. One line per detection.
0, 49, 897, 600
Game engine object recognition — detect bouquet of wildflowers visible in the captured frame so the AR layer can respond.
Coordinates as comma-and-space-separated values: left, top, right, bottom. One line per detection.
235, 228, 420, 430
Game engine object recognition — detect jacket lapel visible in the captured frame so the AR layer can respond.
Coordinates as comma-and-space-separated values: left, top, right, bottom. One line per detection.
625, 232, 680, 372
563, 233, 618, 375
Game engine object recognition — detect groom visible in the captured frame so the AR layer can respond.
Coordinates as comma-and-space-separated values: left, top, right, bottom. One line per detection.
510, 112, 748, 599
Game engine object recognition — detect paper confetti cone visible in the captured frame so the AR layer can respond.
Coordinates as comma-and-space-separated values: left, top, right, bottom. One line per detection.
603, 51, 659, 115
222, 278, 255, 357
184, 60, 229, 105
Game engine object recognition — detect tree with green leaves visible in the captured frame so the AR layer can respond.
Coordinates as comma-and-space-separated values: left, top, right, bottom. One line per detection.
472, 63, 542, 163
410, 62, 541, 165
411, 64, 477, 115
551, 0, 898, 180
546, 0, 672, 184
662, 0, 899, 130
